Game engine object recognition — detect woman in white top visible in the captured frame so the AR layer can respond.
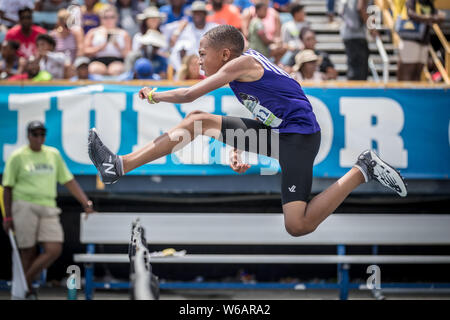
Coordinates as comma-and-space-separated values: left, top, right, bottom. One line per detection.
132, 6, 165, 55
84, 5, 131, 76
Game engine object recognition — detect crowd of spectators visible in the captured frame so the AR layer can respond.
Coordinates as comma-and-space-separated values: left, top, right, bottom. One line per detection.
0, 0, 446, 82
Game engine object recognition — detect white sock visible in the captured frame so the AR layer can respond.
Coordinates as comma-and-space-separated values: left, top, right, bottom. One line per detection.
353, 164, 369, 183
118, 156, 125, 176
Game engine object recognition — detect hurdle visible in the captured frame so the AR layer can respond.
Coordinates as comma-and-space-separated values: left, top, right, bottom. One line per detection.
74, 212, 450, 300
128, 218, 159, 300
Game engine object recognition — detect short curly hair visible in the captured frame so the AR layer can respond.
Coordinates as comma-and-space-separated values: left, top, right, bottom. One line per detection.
203, 25, 244, 57
36, 34, 56, 49
18, 7, 33, 19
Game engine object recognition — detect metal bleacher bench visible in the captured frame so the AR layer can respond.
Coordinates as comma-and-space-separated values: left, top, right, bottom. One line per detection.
74, 212, 450, 300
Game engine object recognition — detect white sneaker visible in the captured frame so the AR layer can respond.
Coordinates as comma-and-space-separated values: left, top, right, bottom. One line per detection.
354, 149, 408, 197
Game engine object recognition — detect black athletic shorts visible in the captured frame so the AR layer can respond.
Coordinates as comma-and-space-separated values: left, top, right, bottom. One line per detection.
91, 56, 124, 66
219, 116, 321, 204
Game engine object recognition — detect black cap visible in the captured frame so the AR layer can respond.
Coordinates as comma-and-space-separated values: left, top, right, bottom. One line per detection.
27, 120, 46, 132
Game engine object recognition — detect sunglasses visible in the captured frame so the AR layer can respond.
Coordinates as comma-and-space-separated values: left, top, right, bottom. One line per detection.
31, 132, 46, 137
103, 15, 117, 19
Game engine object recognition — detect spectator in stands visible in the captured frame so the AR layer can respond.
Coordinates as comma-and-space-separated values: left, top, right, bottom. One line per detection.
291, 49, 325, 82
272, 0, 290, 13
301, 28, 337, 80
234, 0, 253, 12
397, 0, 445, 81
2, 120, 95, 299
241, 0, 280, 40
133, 57, 160, 80
160, 0, 190, 25
281, 4, 309, 53
70, 56, 89, 81
116, 0, 140, 37
0, 24, 7, 44
206, 0, 242, 29
129, 29, 169, 79
139, 0, 169, 11
5, 7, 46, 59
170, 1, 217, 51
0, 40, 26, 79
34, 0, 71, 12
70, 56, 103, 81
84, 5, 132, 76
36, 33, 71, 79
248, 2, 272, 58
8, 55, 52, 82
82, 0, 103, 34
175, 54, 205, 80
0, 0, 35, 28
242, 0, 285, 62
283, 28, 338, 79
50, 9, 84, 64
340, 0, 377, 80
133, 6, 165, 52
119, 57, 161, 80
168, 38, 196, 74
327, 0, 336, 24
34, 0, 71, 29
138, 0, 156, 12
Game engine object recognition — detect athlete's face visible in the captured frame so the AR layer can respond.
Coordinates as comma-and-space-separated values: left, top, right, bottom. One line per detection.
198, 37, 232, 77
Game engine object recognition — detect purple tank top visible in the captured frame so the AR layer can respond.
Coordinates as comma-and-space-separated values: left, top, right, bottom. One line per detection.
229, 49, 320, 134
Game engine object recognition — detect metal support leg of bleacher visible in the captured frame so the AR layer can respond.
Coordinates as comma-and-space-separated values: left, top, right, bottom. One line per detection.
337, 244, 350, 300
84, 244, 95, 300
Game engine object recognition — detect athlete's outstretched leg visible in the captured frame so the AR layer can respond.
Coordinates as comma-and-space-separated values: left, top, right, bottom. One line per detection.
283, 167, 365, 236
88, 111, 222, 184
209, 118, 404, 237
283, 150, 407, 237
122, 111, 222, 173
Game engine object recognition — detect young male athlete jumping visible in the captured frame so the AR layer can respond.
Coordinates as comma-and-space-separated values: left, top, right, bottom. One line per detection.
88, 25, 407, 237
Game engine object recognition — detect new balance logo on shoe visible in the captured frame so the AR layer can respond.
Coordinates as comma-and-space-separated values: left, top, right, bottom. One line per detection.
88, 128, 123, 184
103, 162, 116, 176
288, 185, 296, 193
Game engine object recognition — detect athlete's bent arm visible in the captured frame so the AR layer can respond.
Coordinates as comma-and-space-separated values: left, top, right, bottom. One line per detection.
138, 56, 256, 104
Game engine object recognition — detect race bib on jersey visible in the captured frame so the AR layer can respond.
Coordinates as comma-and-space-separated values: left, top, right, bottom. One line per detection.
239, 93, 283, 128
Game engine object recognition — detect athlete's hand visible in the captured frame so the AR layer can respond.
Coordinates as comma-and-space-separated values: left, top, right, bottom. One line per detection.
230, 148, 251, 174
139, 87, 156, 103
139, 87, 153, 100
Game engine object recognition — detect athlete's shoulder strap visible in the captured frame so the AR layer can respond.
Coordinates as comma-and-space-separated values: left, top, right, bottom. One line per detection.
243, 49, 291, 78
